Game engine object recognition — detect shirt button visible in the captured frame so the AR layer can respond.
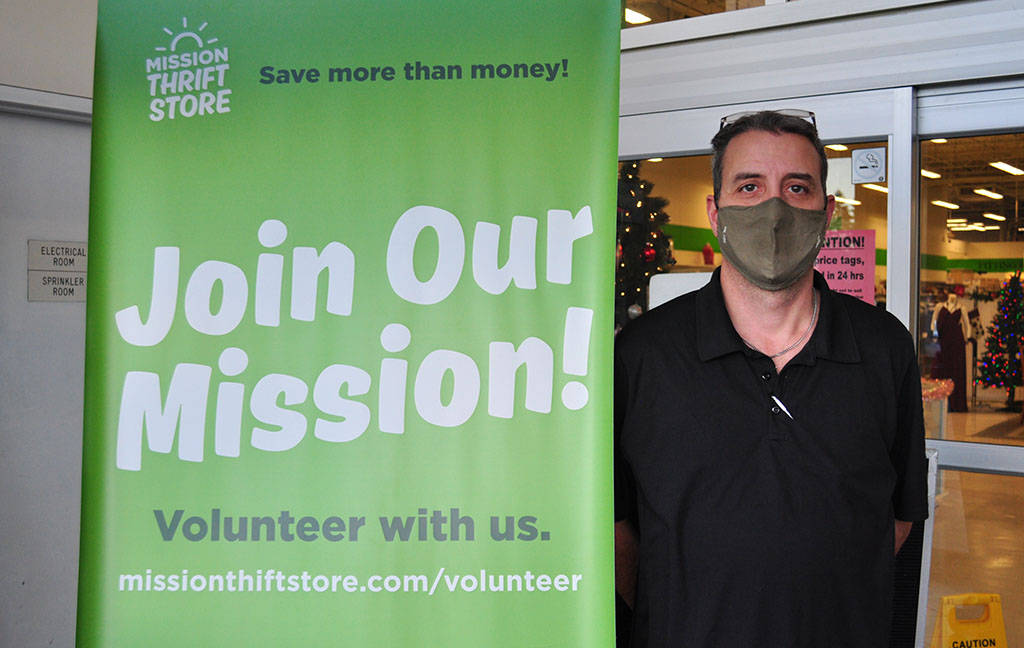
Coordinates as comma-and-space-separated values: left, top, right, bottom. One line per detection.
761, 372, 772, 381
771, 406, 781, 415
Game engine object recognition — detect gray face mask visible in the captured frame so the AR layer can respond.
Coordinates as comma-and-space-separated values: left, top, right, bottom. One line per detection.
716, 197, 828, 291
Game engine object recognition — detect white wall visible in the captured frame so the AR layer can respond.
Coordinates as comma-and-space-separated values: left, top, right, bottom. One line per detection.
0, 0, 97, 97
0, 112, 91, 647
0, 3, 95, 646
620, 0, 1024, 117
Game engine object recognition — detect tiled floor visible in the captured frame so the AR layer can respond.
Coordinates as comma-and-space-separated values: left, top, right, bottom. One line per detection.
942, 401, 1024, 448
923, 404, 1024, 643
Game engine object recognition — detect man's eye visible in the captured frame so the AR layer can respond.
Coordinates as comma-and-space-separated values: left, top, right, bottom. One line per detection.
739, 183, 757, 192
788, 185, 808, 194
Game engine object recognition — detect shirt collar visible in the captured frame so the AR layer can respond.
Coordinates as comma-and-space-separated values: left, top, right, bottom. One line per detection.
696, 268, 861, 365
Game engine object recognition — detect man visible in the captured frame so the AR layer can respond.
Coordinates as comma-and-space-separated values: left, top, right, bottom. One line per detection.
614, 110, 928, 646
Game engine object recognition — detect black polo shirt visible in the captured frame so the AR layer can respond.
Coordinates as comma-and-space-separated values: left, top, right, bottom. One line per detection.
615, 269, 928, 647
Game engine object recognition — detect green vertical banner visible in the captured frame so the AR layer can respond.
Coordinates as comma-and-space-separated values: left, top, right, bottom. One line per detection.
79, 2, 619, 646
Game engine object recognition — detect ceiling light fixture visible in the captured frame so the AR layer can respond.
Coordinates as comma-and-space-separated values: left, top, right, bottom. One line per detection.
974, 188, 1004, 200
834, 196, 861, 206
929, 138, 948, 144
624, 8, 651, 24
946, 218, 967, 224
983, 213, 1006, 221
931, 200, 960, 210
984, 225, 1000, 230
991, 161, 1024, 176
646, 157, 663, 163
863, 183, 889, 193
825, 144, 848, 151
921, 169, 941, 179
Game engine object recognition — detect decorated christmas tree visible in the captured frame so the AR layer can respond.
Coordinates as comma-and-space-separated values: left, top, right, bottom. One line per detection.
616, 160, 675, 329
978, 270, 1024, 408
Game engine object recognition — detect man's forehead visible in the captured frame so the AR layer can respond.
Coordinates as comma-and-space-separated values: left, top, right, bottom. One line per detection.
723, 130, 818, 156
721, 130, 821, 174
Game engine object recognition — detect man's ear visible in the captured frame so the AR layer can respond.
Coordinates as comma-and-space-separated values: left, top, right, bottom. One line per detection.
825, 194, 836, 222
706, 194, 719, 234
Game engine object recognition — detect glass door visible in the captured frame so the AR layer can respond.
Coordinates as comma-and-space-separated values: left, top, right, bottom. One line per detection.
918, 81, 1024, 645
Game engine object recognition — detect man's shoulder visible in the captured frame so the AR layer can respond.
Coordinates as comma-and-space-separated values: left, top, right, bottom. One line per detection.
829, 289, 915, 355
833, 290, 905, 329
617, 288, 700, 353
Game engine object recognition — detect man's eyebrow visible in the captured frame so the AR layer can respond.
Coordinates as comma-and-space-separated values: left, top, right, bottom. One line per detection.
729, 171, 764, 182
727, 171, 818, 184
784, 172, 815, 183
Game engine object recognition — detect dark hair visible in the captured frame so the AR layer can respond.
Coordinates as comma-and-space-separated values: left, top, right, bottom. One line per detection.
710, 111, 828, 203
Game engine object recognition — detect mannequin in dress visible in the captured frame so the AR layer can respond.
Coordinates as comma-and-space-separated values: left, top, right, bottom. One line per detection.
931, 290, 970, 411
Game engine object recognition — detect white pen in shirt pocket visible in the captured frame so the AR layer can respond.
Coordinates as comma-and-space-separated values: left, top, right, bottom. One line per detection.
771, 394, 794, 420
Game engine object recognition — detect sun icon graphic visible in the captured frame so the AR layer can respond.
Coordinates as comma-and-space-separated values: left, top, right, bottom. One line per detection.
155, 17, 219, 53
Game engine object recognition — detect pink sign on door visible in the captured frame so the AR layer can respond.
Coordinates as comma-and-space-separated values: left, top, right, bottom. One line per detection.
814, 229, 876, 305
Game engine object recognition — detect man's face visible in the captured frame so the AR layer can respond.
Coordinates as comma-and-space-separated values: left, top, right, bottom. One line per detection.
707, 130, 835, 229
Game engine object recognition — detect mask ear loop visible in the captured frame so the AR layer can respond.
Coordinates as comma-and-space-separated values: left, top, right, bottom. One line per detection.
717, 199, 727, 243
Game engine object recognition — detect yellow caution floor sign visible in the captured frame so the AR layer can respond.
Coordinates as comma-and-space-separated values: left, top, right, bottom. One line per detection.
929, 593, 1008, 648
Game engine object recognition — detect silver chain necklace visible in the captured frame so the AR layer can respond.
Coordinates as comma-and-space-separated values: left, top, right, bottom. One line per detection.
739, 290, 819, 359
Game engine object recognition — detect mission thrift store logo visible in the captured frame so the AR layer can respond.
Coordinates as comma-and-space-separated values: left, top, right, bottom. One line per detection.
145, 17, 232, 122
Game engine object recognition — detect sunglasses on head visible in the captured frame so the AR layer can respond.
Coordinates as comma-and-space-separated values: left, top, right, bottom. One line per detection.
719, 109, 816, 131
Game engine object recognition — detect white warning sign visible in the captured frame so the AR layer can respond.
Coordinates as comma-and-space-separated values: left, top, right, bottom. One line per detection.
27, 240, 88, 302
